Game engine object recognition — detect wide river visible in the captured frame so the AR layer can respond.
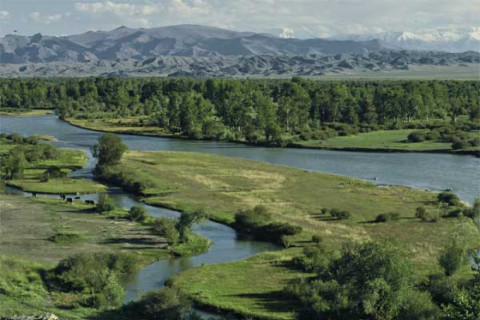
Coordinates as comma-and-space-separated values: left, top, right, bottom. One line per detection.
1, 114, 479, 315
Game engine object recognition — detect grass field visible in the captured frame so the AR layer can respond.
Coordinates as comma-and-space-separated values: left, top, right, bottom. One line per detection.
295, 129, 480, 153
0, 194, 171, 318
111, 150, 480, 319
0, 138, 107, 194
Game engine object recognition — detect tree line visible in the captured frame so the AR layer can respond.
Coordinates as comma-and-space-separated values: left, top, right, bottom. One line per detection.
1, 78, 479, 144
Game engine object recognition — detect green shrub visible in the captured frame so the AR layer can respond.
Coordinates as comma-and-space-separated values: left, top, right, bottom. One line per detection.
152, 217, 179, 245
375, 212, 400, 223
48, 253, 137, 308
330, 208, 351, 220
126, 287, 192, 320
128, 206, 148, 222
437, 192, 461, 207
408, 131, 426, 142
416, 206, 439, 222
96, 193, 116, 213
438, 240, 466, 277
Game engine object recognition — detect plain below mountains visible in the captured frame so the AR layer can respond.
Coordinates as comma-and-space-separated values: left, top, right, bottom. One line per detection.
1, 24, 479, 78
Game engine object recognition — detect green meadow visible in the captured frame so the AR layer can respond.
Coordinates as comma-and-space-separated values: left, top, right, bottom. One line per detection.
106, 150, 480, 319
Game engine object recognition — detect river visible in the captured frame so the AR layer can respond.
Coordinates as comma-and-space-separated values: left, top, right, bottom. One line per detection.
1, 114, 479, 315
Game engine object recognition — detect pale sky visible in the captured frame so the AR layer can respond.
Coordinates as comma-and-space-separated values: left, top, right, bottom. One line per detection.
0, 0, 479, 37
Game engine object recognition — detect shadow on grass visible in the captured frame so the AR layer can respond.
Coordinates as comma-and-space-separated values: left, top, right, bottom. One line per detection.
231, 290, 298, 314
101, 237, 167, 247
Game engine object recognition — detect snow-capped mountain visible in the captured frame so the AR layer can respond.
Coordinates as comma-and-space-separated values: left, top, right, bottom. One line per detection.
333, 27, 480, 53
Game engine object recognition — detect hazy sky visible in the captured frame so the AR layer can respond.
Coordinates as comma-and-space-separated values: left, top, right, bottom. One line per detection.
0, 0, 478, 37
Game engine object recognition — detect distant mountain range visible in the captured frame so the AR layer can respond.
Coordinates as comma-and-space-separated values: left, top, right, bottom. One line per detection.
332, 27, 480, 53
0, 24, 479, 77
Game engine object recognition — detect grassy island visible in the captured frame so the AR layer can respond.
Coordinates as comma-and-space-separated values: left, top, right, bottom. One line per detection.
97, 149, 480, 319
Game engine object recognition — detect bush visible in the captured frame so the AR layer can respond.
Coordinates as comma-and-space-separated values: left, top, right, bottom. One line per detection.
407, 131, 426, 142
312, 235, 322, 243
128, 206, 148, 222
375, 212, 400, 223
438, 240, 466, 277
48, 253, 137, 308
425, 130, 440, 141
437, 192, 461, 207
451, 138, 470, 150
415, 206, 439, 222
330, 208, 351, 220
126, 287, 192, 320
152, 217, 179, 245
235, 205, 272, 232
96, 193, 116, 213
234, 206, 302, 243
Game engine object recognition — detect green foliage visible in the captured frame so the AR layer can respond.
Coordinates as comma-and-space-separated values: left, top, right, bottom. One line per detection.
2, 78, 479, 146
128, 205, 148, 222
93, 133, 128, 166
438, 239, 466, 277
415, 206, 439, 222
152, 217, 179, 245
126, 287, 192, 320
407, 131, 426, 142
330, 208, 352, 220
175, 209, 208, 243
437, 192, 461, 207
2, 152, 26, 180
375, 212, 400, 223
96, 193, 116, 213
290, 240, 431, 320
47, 252, 137, 308
235, 205, 302, 243
443, 259, 480, 319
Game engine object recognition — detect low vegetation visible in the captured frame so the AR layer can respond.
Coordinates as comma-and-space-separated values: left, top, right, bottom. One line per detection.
87, 134, 480, 319
0, 133, 106, 194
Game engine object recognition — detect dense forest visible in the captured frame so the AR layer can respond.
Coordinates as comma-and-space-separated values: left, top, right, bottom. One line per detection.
1, 78, 479, 145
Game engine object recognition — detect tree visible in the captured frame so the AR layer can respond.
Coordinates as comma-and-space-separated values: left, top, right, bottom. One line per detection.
175, 209, 207, 243
128, 287, 192, 320
437, 192, 461, 207
2, 152, 27, 180
93, 133, 128, 166
438, 239, 466, 277
128, 206, 148, 222
443, 258, 480, 319
97, 193, 116, 213
291, 240, 422, 320
152, 217, 179, 245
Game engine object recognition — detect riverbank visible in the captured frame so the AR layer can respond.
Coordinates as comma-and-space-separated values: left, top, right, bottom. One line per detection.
0, 109, 53, 117
64, 117, 480, 156
0, 193, 212, 318
0, 194, 167, 318
105, 150, 480, 319
0, 136, 107, 194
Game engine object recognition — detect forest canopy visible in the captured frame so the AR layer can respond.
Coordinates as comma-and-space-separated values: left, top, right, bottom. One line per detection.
1, 78, 478, 144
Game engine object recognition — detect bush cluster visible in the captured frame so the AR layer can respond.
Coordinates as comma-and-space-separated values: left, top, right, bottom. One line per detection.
47, 253, 137, 308
235, 205, 302, 244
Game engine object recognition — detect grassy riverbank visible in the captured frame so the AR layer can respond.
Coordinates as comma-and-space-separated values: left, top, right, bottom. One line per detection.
292, 129, 480, 154
0, 109, 53, 116
105, 150, 480, 319
0, 193, 211, 318
64, 117, 480, 155
0, 194, 165, 318
0, 136, 107, 194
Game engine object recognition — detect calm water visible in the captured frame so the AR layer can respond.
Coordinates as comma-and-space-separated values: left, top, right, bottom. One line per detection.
1, 114, 479, 313
1, 114, 479, 202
